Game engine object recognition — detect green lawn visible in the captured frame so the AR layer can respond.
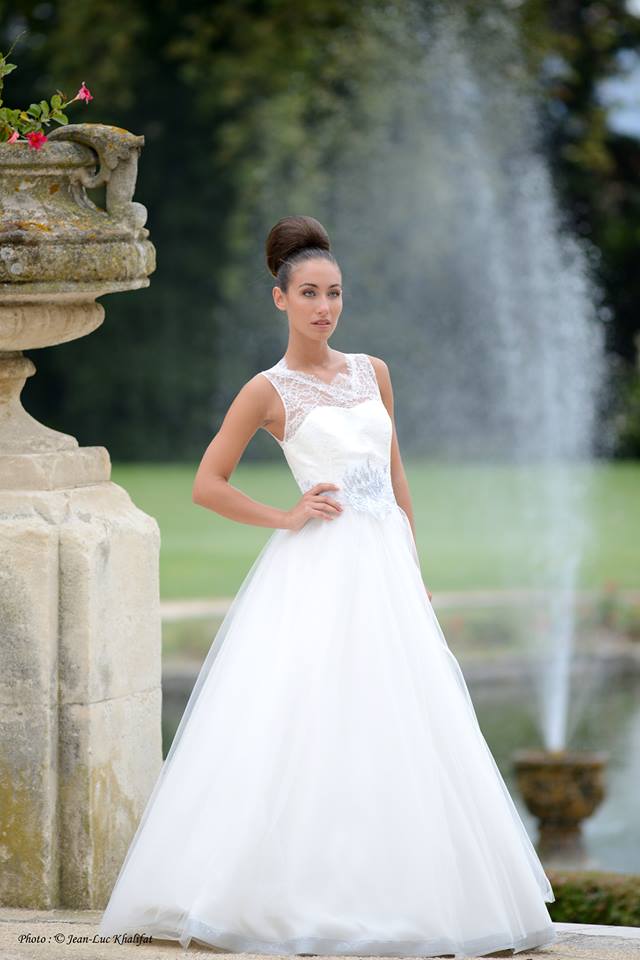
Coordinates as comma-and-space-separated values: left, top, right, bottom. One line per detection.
111, 459, 640, 598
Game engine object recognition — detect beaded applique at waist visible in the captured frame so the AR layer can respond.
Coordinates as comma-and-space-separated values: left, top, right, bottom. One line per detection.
297, 457, 397, 520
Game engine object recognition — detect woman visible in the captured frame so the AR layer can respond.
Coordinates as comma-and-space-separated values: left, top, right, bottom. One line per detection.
98, 215, 557, 957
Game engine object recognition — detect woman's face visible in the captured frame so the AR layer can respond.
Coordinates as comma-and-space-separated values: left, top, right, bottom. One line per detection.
273, 257, 343, 338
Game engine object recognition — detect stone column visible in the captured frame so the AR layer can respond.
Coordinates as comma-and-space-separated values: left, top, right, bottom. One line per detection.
0, 125, 162, 908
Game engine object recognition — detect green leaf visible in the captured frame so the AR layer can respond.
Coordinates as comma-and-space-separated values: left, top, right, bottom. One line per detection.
39, 99, 50, 118
27, 103, 41, 118
50, 94, 62, 109
51, 111, 68, 124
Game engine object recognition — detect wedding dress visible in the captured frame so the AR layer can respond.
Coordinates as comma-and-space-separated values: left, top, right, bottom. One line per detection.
98, 351, 557, 957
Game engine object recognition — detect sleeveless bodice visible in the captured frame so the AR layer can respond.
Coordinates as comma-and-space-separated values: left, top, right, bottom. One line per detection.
259, 352, 397, 519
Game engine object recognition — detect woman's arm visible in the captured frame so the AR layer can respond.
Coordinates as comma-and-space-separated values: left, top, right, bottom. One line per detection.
368, 355, 432, 600
192, 374, 290, 529
367, 355, 416, 539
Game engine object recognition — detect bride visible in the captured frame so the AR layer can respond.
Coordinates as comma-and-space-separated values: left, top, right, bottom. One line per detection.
98, 214, 557, 957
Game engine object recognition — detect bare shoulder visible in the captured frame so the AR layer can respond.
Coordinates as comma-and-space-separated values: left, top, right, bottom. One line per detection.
365, 354, 389, 371
222, 371, 276, 425
365, 355, 395, 415
242, 371, 276, 397
365, 354, 391, 384
229, 371, 274, 405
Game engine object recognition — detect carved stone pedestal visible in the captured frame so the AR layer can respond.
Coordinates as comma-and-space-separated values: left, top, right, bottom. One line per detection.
0, 125, 161, 908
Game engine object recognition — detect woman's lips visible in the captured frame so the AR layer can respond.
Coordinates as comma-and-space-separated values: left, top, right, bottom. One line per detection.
313, 320, 331, 325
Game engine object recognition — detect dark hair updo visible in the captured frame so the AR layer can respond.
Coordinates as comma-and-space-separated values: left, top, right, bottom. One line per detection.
265, 215, 339, 293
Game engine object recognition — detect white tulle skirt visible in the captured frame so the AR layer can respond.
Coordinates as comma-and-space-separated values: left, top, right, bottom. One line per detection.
98, 503, 556, 957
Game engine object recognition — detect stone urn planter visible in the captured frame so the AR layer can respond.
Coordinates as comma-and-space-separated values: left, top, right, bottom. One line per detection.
0, 124, 162, 910
513, 747, 608, 859
0, 123, 155, 484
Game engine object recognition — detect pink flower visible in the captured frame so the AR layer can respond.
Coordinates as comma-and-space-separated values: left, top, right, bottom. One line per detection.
26, 130, 48, 150
75, 81, 93, 103
7, 129, 19, 143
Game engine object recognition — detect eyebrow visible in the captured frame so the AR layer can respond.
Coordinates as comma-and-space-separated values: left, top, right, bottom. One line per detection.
298, 282, 342, 288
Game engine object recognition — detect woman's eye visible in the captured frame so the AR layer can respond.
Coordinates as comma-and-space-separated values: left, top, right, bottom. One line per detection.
302, 290, 342, 297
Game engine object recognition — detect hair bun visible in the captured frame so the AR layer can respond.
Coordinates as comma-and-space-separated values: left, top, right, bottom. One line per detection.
265, 215, 331, 278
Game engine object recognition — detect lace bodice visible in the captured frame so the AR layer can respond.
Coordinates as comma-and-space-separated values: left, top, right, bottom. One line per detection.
259, 352, 398, 519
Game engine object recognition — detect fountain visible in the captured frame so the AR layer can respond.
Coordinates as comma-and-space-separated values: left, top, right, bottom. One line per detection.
329, 7, 611, 855
216, 3, 613, 857
513, 748, 608, 857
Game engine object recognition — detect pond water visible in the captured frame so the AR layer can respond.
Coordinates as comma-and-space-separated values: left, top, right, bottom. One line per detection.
161, 644, 640, 876
466, 662, 640, 875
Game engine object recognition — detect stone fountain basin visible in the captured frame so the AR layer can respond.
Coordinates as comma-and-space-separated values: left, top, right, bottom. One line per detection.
513, 748, 609, 825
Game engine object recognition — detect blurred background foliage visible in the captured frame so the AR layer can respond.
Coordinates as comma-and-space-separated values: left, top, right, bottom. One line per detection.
1, 0, 640, 460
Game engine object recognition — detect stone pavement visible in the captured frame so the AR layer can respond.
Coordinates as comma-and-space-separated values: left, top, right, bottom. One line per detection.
1, 910, 639, 960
